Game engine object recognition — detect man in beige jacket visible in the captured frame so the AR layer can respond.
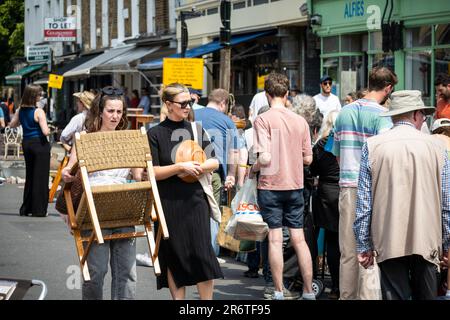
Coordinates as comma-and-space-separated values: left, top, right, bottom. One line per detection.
354, 90, 450, 300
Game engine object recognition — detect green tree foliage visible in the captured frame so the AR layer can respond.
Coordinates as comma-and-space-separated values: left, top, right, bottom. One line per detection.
0, 0, 25, 83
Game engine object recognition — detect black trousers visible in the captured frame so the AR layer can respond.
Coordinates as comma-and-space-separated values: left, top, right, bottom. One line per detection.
378, 254, 438, 300
20, 137, 50, 217
324, 230, 340, 290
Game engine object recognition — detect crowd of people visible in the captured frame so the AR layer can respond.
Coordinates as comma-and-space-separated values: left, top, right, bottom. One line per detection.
4, 68, 450, 300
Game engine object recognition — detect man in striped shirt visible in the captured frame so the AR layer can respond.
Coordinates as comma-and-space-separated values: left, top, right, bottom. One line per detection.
331, 67, 397, 299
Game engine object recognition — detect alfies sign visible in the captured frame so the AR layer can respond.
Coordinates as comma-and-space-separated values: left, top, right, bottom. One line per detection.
44, 17, 77, 41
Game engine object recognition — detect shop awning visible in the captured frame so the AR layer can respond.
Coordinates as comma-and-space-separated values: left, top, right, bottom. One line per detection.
137, 30, 276, 70
63, 45, 136, 78
94, 46, 161, 73
54, 52, 102, 76
5, 64, 46, 84
33, 77, 49, 85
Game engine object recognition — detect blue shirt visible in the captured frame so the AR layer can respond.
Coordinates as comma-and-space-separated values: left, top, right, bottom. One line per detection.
194, 107, 239, 179
354, 121, 450, 253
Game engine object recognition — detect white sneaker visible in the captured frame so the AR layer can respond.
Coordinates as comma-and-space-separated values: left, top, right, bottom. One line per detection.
136, 253, 153, 267
217, 257, 226, 264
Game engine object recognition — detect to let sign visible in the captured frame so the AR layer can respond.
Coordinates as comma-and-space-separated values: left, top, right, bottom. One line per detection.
48, 74, 64, 89
27, 45, 51, 63
163, 58, 203, 89
44, 17, 77, 41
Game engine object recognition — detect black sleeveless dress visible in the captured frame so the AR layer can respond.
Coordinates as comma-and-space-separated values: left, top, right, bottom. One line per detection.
147, 118, 223, 289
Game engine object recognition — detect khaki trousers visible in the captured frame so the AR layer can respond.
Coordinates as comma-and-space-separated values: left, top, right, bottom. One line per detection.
339, 187, 381, 300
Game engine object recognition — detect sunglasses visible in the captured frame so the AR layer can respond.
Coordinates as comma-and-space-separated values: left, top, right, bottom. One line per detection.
101, 86, 124, 96
322, 81, 332, 86
169, 99, 193, 109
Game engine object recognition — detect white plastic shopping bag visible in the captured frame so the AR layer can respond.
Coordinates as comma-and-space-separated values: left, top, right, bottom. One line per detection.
225, 179, 268, 241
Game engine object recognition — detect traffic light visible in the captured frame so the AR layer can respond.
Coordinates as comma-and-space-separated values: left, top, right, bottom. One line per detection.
220, 0, 231, 46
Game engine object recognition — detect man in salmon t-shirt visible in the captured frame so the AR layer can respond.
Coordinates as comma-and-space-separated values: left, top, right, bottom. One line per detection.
251, 72, 315, 300
435, 73, 450, 119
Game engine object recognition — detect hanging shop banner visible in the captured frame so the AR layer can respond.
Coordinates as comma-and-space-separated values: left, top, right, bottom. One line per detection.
27, 45, 51, 63
44, 17, 77, 41
48, 74, 64, 89
163, 58, 203, 89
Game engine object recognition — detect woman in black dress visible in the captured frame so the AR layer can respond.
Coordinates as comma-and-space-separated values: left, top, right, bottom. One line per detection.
148, 83, 223, 300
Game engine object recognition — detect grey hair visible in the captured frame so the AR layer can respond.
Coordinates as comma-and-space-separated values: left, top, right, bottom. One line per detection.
292, 94, 317, 126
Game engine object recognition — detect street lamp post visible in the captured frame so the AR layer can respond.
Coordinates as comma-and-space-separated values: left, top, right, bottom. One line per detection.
179, 10, 202, 58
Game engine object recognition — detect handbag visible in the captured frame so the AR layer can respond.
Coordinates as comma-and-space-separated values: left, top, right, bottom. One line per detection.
191, 122, 222, 223
225, 178, 268, 241
55, 168, 83, 215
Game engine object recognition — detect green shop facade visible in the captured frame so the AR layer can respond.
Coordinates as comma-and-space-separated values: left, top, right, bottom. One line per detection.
308, 0, 450, 106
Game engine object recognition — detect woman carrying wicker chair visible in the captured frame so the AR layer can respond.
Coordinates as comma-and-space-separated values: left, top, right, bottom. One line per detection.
147, 83, 223, 300
61, 86, 143, 300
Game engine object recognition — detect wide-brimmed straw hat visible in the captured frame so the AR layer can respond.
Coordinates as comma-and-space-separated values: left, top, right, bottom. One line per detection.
381, 90, 435, 117
73, 91, 95, 109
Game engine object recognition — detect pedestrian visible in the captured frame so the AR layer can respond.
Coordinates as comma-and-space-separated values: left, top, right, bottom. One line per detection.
354, 90, 450, 300
1, 97, 10, 126
9, 84, 51, 217
189, 88, 204, 110
251, 72, 315, 300
147, 83, 223, 300
310, 110, 341, 299
130, 89, 140, 108
248, 90, 269, 124
344, 92, 357, 105
434, 73, 450, 119
59, 91, 95, 147
332, 66, 397, 300
61, 86, 142, 300
313, 75, 342, 120
0, 100, 5, 130
194, 88, 239, 259
139, 87, 151, 114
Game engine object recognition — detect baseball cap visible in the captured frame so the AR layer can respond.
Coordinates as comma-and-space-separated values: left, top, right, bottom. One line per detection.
431, 118, 450, 132
320, 75, 332, 83
73, 91, 95, 109
188, 88, 202, 96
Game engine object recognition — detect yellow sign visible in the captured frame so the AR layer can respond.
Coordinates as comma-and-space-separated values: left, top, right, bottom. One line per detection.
163, 58, 203, 89
257, 74, 268, 90
48, 74, 63, 89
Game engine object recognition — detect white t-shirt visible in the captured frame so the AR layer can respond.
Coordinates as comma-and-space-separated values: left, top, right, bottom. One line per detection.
313, 93, 342, 119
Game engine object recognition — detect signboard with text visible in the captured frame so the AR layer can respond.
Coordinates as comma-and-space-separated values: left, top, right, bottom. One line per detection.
48, 74, 64, 89
44, 17, 77, 41
163, 58, 203, 89
27, 45, 51, 63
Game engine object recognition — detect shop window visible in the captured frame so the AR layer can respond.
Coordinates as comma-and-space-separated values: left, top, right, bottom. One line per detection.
436, 24, 450, 46
372, 53, 395, 71
405, 51, 432, 105
253, 0, 269, 5
405, 26, 432, 48
369, 32, 383, 51
435, 48, 450, 78
341, 34, 362, 52
323, 36, 339, 54
233, 1, 246, 9
207, 7, 218, 15
341, 56, 365, 100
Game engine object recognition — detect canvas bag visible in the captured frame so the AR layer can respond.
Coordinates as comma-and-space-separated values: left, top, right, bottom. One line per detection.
191, 122, 222, 223
225, 178, 268, 241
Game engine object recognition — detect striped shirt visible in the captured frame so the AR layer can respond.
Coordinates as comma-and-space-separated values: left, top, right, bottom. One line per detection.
354, 121, 450, 253
332, 98, 392, 187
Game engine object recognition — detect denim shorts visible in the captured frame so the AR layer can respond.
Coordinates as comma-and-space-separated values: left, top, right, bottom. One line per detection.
257, 189, 304, 229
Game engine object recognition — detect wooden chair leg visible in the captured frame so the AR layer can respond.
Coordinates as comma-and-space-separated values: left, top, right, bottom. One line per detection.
73, 229, 91, 281
49, 156, 69, 203
144, 223, 161, 275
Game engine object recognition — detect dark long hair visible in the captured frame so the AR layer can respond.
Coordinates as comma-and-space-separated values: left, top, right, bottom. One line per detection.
85, 88, 128, 133
20, 84, 42, 108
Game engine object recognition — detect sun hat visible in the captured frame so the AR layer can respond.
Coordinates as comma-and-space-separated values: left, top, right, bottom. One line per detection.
73, 91, 95, 109
381, 90, 435, 117
431, 118, 450, 132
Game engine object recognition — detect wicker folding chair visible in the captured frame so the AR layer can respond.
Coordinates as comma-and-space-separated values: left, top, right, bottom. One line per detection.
64, 127, 168, 281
